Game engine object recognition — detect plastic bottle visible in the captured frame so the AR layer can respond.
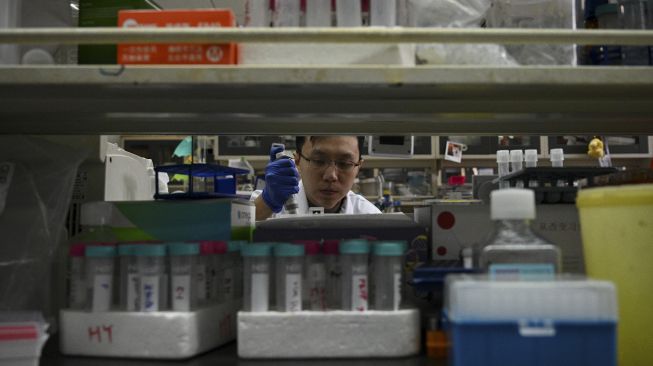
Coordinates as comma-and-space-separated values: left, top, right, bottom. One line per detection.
496, 150, 510, 189
336, 0, 362, 27
306, 0, 332, 26
274, 243, 304, 311
479, 189, 560, 278
323, 240, 342, 309
246, 0, 269, 27
272, 143, 299, 215
298, 241, 327, 310
169, 242, 200, 311
242, 243, 273, 312
118, 244, 139, 311
371, 0, 396, 26
67, 243, 87, 310
340, 239, 370, 311
134, 244, 168, 312
372, 241, 405, 310
86, 245, 116, 312
274, 0, 301, 27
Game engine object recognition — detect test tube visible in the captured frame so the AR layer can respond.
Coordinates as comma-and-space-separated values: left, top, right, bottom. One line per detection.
510, 150, 524, 188
229, 241, 246, 299
169, 242, 200, 312
67, 243, 87, 310
550, 148, 564, 168
196, 241, 213, 305
274, 243, 304, 312
246, 0, 270, 27
372, 241, 405, 310
340, 239, 370, 311
496, 150, 510, 189
134, 244, 168, 312
222, 241, 241, 302
336, 0, 362, 27
208, 241, 228, 304
298, 241, 326, 310
371, 0, 396, 26
323, 240, 342, 309
274, 0, 301, 27
242, 243, 273, 312
524, 149, 539, 188
118, 244, 139, 311
306, 0, 332, 27
85, 245, 116, 312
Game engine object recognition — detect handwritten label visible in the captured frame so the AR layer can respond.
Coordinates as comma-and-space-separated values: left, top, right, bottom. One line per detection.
352, 275, 368, 311
140, 275, 159, 312
308, 263, 327, 310
285, 273, 302, 312
172, 275, 191, 311
87, 325, 113, 343
92, 274, 112, 312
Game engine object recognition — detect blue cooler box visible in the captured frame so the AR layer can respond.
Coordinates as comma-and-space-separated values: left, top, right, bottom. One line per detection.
445, 275, 617, 366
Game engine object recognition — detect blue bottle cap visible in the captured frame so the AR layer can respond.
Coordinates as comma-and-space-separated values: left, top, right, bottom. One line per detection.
340, 240, 370, 255
241, 243, 273, 257
132, 244, 167, 257
373, 242, 407, 256
86, 245, 116, 258
227, 241, 244, 252
274, 243, 305, 257
168, 242, 200, 256
117, 244, 137, 256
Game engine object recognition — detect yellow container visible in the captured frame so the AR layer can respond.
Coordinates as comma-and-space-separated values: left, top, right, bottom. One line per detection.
576, 184, 653, 366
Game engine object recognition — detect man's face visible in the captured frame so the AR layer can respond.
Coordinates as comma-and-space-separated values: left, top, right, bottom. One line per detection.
295, 136, 362, 212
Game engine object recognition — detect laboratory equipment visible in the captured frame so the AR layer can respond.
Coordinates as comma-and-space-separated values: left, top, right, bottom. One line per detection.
272, 143, 299, 215
274, 243, 304, 312
230, 241, 246, 299
86, 245, 116, 312
67, 243, 87, 310
77, 201, 118, 242
300, 240, 327, 310
371, 0, 396, 26
336, 0, 362, 27
510, 150, 524, 188
246, 0, 269, 27
524, 149, 538, 187
496, 150, 510, 189
550, 148, 564, 168
118, 244, 139, 311
340, 239, 370, 311
368, 136, 414, 158
372, 241, 406, 310
196, 241, 212, 305
209, 241, 228, 304
323, 240, 342, 309
134, 244, 168, 312
274, 0, 301, 27
306, 0, 332, 26
169, 242, 200, 312
221, 241, 240, 302
242, 243, 273, 312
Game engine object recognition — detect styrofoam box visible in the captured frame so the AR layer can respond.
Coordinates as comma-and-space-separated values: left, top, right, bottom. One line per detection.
60, 301, 240, 359
0, 321, 49, 366
238, 309, 420, 359
239, 43, 416, 66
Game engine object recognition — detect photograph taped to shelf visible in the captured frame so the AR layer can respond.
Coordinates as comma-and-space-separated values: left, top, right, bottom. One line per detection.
444, 141, 464, 163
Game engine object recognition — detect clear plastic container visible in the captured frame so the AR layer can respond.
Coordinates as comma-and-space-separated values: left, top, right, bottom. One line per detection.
133, 244, 168, 312
274, 243, 304, 312
306, 0, 332, 27
274, 0, 301, 27
336, 0, 362, 27
323, 240, 342, 309
298, 241, 326, 310
242, 243, 273, 312
372, 242, 406, 310
117, 244, 139, 311
524, 149, 539, 188
480, 189, 561, 277
67, 243, 86, 310
550, 148, 564, 168
510, 150, 524, 188
371, 0, 396, 26
340, 240, 370, 311
246, 0, 270, 27
496, 150, 510, 189
168, 242, 200, 312
85, 245, 116, 312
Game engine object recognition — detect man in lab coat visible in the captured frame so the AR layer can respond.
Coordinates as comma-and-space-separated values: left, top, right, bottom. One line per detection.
254, 136, 381, 220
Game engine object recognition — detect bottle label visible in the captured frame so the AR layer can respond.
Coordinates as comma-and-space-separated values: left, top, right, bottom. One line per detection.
140, 275, 160, 312
251, 273, 269, 312
127, 273, 139, 311
285, 273, 302, 312
394, 272, 402, 310
352, 274, 368, 311
172, 275, 191, 311
92, 274, 112, 312
489, 263, 555, 281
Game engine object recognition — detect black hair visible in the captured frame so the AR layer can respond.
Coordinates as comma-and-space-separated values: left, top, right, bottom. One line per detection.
295, 136, 366, 160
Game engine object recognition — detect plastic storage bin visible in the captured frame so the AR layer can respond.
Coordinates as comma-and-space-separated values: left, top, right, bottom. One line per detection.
445, 275, 618, 366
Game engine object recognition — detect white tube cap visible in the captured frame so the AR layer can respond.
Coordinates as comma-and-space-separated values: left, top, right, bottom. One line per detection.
496, 150, 509, 163
524, 149, 538, 162
81, 201, 114, 226
510, 150, 523, 162
550, 148, 564, 162
491, 188, 536, 220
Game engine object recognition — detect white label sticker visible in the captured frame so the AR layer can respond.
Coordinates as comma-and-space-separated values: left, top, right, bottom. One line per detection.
195, 265, 207, 300
140, 275, 160, 312
352, 274, 368, 311
0, 162, 14, 216
92, 274, 112, 312
232, 204, 254, 227
172, 275, 192, 311
127, 273, 139, 311
251, 273, 269, 312
285, 273, 302, 312
394, 272, 402, 310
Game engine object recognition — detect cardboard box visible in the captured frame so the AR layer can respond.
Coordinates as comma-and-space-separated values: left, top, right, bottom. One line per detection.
117, 9, 238, 65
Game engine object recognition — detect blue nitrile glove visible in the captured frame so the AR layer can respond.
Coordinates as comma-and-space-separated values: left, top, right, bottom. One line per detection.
261, 145, 300, 213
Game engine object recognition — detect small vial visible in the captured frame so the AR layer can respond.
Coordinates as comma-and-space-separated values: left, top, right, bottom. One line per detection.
336, 0, 362, 27
524, 149, 539, 189
496, 150, 510, 189
208, 241, 228, 304
510, 150, 524, 188
274, 0, 301, 27
134, 244, 168, 312
67, 243, 87, 310
196, 242, 213, 305
118, 244, 139, 311
246, 0, 269, 27
371, 0, 396, 26
274, 243, 304, 312
372, 242, 405, 310
222, 241, 241, 302
306, 0, 332, 27
85, 245, 116, 312
340, 240, 370, 311
169, 242, 200, 312
550, 148, 566, 189
461, 247, 473, 269
298, 241, 326, 310
229, 241, 246, 299
323, 240, 342, 309
242, 243, 273, 312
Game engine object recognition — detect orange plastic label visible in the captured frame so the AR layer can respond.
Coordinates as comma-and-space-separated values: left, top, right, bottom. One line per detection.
117, 9, 238, 65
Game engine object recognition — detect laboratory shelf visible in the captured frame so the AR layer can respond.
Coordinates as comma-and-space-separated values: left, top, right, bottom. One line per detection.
1, 65, 653, 135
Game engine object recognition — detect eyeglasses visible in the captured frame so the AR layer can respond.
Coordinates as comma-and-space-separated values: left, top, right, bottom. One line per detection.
298, 152, 361, 173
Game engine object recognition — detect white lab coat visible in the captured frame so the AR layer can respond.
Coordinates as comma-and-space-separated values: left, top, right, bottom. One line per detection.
252, 181, 381, 217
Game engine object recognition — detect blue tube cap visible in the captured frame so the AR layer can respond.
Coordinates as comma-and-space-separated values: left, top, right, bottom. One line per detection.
373, 242, 407, 256
241, 243, 273, 257
168, 242, 200, 256
274, 243, 305, 257
227, 241, 245, 253
132, 244, 167, 257
86, 245, 116, 258
117, 244, 137, 256
340, 240, 370, 255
